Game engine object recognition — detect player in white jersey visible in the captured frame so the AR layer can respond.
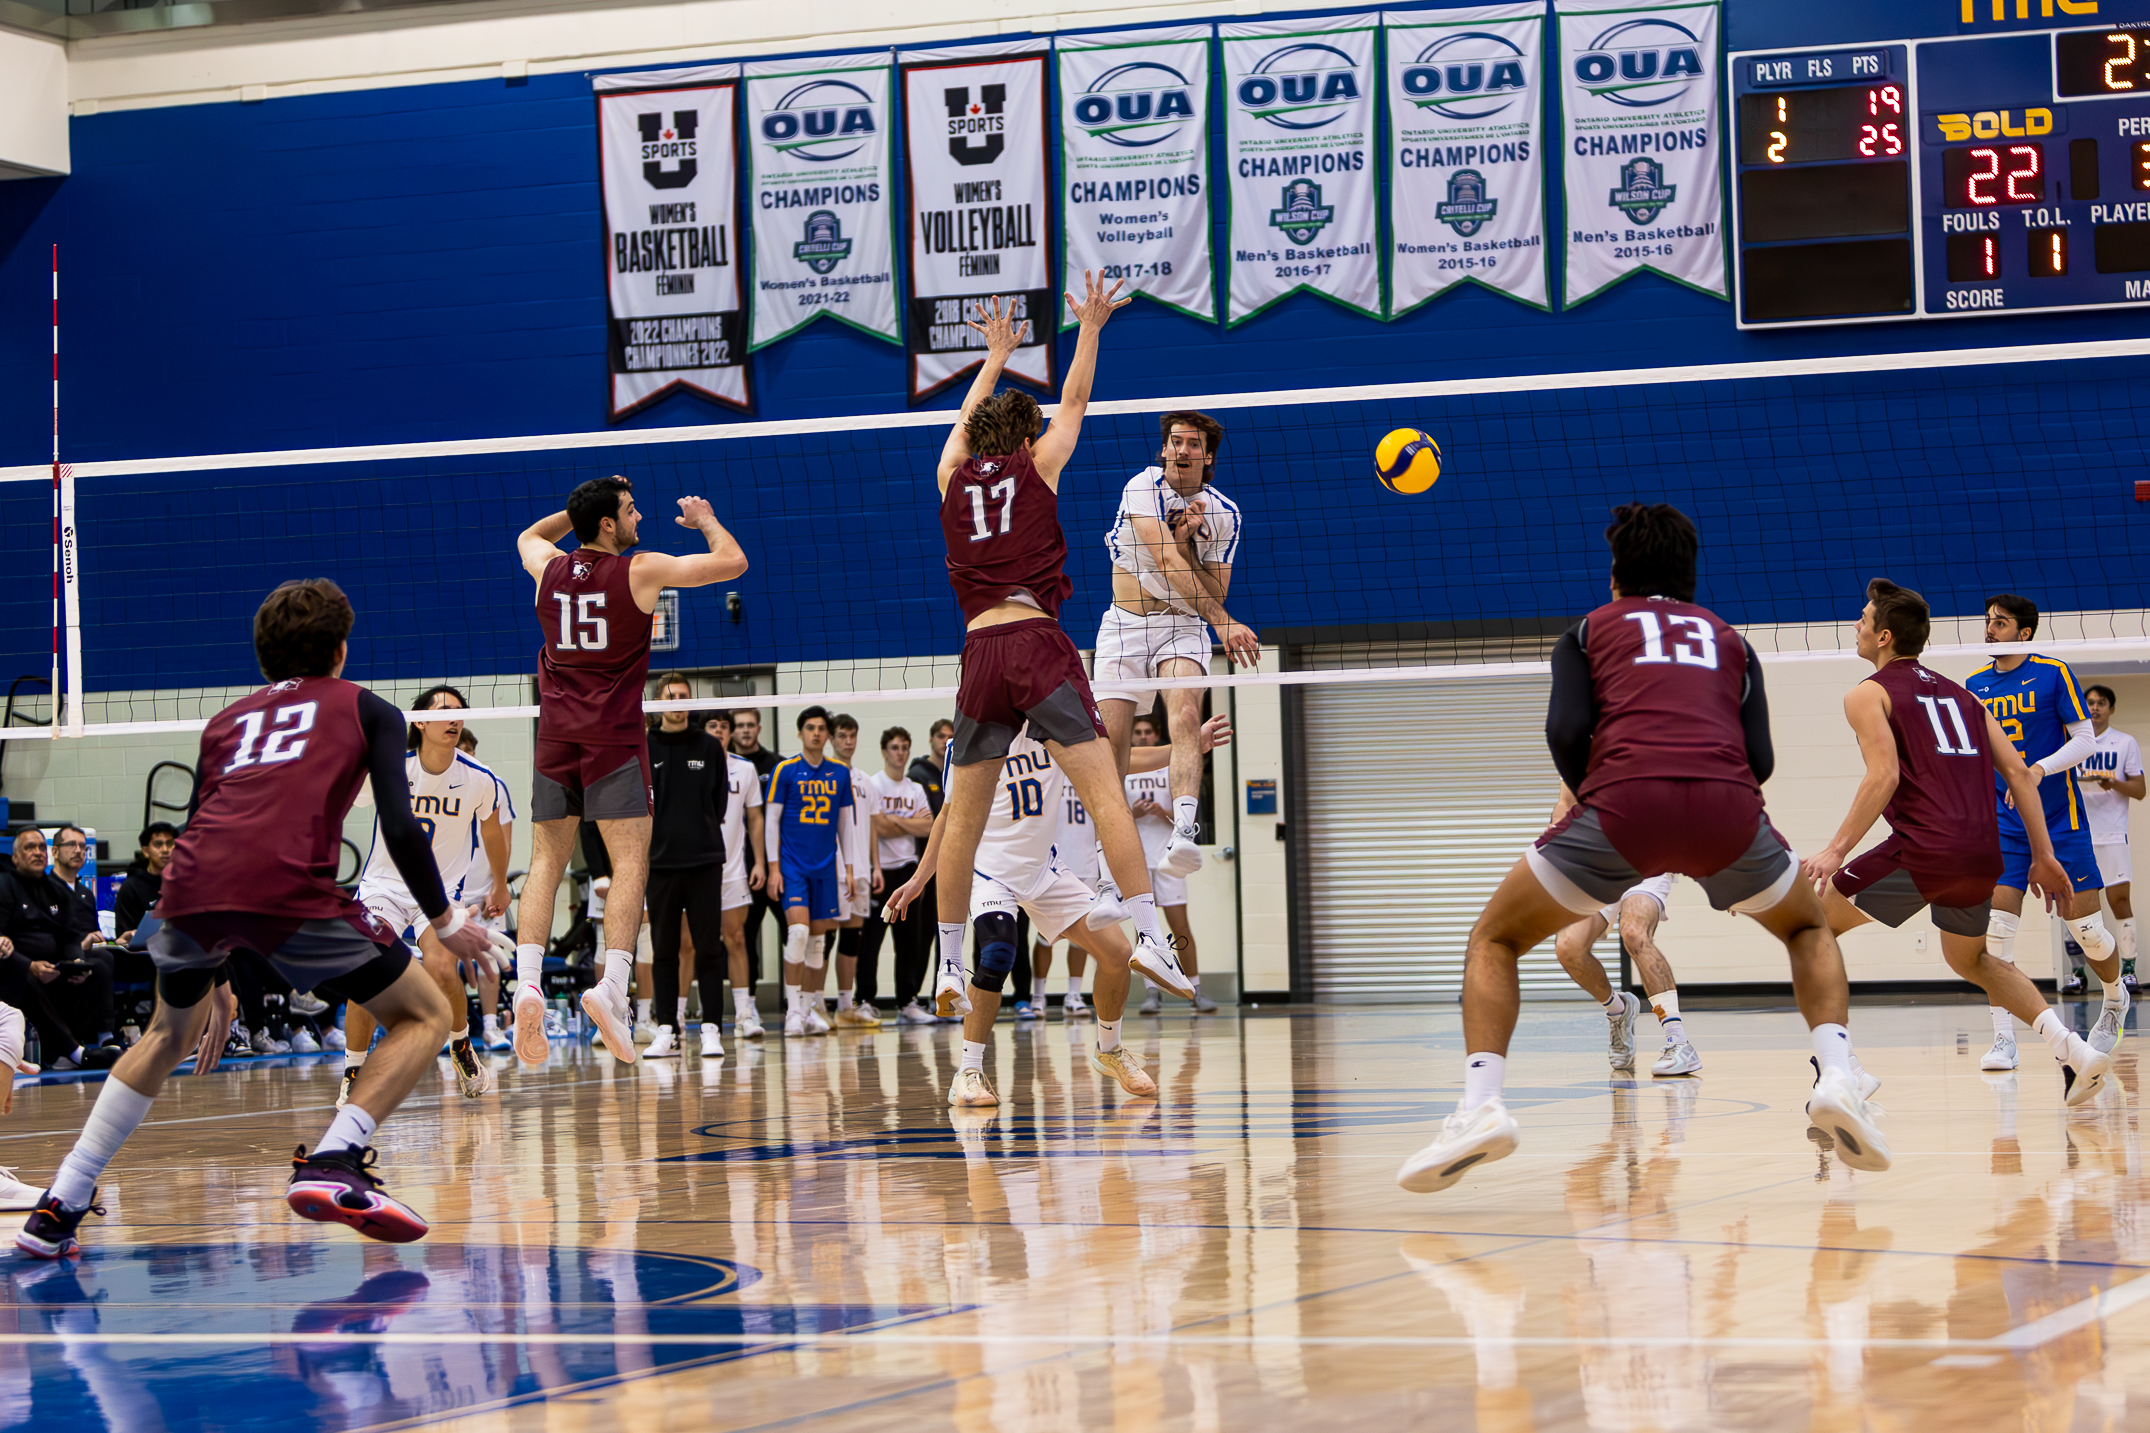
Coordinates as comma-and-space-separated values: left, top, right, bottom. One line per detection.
703, 711, 767, 1038
887, 714, 1232, 1106
1125, 715, 1215, 1013
825, 714, 882, 1028
1092, 412, 1260, 889
456, 728, 517, 1050
2083, 685, 2145, 991
1034, 783, 1095, 1018
345, 686, 509, 1104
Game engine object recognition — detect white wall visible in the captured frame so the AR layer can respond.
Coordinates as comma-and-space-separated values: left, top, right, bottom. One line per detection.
0, 24, 68, 176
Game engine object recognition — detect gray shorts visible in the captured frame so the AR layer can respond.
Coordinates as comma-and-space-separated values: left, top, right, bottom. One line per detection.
1528, 806, 1796, 917
1847, 867, 1991, 938
150, 908, 406, 996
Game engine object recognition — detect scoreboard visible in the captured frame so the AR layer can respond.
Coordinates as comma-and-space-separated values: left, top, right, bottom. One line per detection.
1731, 13, 2150, 328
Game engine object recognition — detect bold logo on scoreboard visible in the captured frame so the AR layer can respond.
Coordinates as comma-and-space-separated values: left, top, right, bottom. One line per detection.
1269, 178, 1336, 243
1236, 43, 1364, 131
637, 110, 700, 190
1070, 61, 1198, 148
1608, 155, 1676, 223
793, 210, 853, 274
1436, 169, 1499, 235
1931, 108, 2054, 143
1573, 19, 1707, 109
758, 79, 878, 164
1399, 31, 1531, 121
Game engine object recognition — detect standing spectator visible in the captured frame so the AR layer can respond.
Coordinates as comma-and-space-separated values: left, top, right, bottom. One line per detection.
730, 707, 783, 986
2084, 684, 2145, 992
113, 823, 177, 946
701, 711, 767, 1038
824, 713, 881, 1027
0, 831, 118, 1069
910, 719, 954, 815
643, 672, 729, 1058
859, 727, 934, 1022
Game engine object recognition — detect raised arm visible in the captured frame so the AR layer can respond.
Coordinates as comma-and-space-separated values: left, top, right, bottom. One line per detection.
1030, 271, 1129, 485
936, 297, 1028, 492
628, 496, 748, 610
519, 511, 574, 584
1801, 682, 1899, 886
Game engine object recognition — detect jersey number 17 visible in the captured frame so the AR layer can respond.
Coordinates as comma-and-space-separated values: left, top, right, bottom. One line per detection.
962, 479, 1017, 542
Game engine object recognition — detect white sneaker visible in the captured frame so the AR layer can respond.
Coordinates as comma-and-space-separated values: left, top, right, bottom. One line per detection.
1090, 1044, 1157, 1097
898, 1001, 938, 1026
322, 1027, 347, 1053
512, 981, 550, 1067
698, 1021, 725, 1060
1652, 1040, 1702, 1077
948, 1066, 999, 1107
1190, 989, 1218, 1014
2090, 1004, 2127, 1056
804, 1003, 831, 1036
1130, 935, 1195, 1000
1063, 992, 1091, 1020
1606, 992, 1641, 1072
0, 1168, 42, 1211
1806, 1068, 1892, 1172
783, 1009, 806, 1037
934, 957, 973, 1019
581, 982, 640, 1064
1396, 1100, 1520, 1193
633, 1020, 659, 1045
1855, 1062, 1883, 1102
1981, 1031, 2019, 1071
736, 1011, 765, 1041
1157, 830, 1204, 878
2062, 1036, 2115, 1109
481, 1020, 511, 1053
1085, 873, 1127, 930
643, 1026, 679, 1059
1139, 987, 1162, 1015
289, 1028, 321, 1054
289, 991, 329, 1017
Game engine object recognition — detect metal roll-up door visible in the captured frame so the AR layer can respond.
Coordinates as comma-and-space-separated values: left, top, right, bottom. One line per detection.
1300, 675, 1570, 1001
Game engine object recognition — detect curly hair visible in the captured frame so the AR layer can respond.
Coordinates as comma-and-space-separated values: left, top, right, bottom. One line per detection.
965, 390, 1043, 457
1605, 503, 1699, 603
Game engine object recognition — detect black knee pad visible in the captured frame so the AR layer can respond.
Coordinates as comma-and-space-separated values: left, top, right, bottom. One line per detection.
973, 912, 1018, 993
156, 962, 225, 1009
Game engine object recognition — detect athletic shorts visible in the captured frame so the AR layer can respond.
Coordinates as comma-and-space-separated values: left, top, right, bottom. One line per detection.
533, 737, 652, 823
1531, 782, 1795, 917
722, 867, 751, 912
1998, 817, 2103, 895
1597, 873, 1675, 928
1056, 834, 1099, 888
1831, 842, 1994, 937
836, 869, 869, 921
781, 857, 840, 922
356, 883, 423, 942
951, 618, 1106, 765
972, 864, 1095, 944
1150, 866, 1188, 907
2096, 841, 2133, 889
1091, 604, 1212, 705
150, 905, 410, 999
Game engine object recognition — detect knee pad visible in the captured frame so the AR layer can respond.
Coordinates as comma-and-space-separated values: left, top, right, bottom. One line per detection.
783, 924, 808, 967
2070, 913, 2116, 961
973, 912, 1017, 994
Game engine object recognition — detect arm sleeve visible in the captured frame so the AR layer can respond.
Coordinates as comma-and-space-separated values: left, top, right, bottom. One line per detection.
357, 691, 450, 921
2038, 718, 2098, 775
1544, 626, 1597, 794
1740, 641, 1776, 785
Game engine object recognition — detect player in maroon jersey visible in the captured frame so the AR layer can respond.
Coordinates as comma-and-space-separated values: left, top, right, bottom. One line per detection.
1803, 579, 2111, 1106
16, 580, 503, 1259
918, 273, 1190, 1025
511, 479, 747, 1066
1397, 504, 1891, 1196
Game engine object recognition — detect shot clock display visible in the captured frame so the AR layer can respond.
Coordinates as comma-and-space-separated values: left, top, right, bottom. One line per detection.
2055, 29, 2150, 97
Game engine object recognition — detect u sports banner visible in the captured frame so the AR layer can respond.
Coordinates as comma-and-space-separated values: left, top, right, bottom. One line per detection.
596, 67, 750, 419
745, 55, 900, 350
1385, 5, 1549, 315
1556, 0, 1726, 306
899, 41, 1054, 402
1057, 25, 1214, 325
1220, 16, 1381, 326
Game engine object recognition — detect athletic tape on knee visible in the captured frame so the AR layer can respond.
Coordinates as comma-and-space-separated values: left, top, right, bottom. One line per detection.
783, 924, 808, 967
2070, 913, 2116, 962
1986, 909, 2019, 964
973, 913, 1017, 994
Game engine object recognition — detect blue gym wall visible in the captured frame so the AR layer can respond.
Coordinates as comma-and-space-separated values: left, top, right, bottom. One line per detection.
0, 0, 2143, 692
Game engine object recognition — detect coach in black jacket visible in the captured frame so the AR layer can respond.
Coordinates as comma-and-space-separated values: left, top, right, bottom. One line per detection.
647, 674, 730, 1052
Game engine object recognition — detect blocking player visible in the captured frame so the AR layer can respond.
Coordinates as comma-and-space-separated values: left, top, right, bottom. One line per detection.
1092, 411, 1261, 885
1548, 862, 1691, 1075
1965, 594, 2125, 1068
1396, 505, 1890, 1194
1805, 580, 2112, 1106
766, 707, 856, 1036
342, 684, 511, 1106
18, 580, 502, 1258
703, 711, 767, 1040
930, 277, 1187, 1018
2082, 685, 2143, 991
1127, 714, 1215, 1014
510, 480, 747, 1066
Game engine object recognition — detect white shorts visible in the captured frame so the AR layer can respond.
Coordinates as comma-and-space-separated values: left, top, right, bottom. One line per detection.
1091, 603, 1211, 705
972, 865, 1095, 943
1596, 872, 1675, 928
356, 884, 423, 943
836, 873, 868, 922
2096, 841, 2134, 889
1150, 866, 1187, 907
1057, 835, 1099, 888
722, 868, 751, 912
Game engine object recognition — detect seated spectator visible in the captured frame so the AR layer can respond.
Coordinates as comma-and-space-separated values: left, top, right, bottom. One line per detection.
47, 824, 116, 1044
113, 821, 176, 944
0, 830, 116, 1067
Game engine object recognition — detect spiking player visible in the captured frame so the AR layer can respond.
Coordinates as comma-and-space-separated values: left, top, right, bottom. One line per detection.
18, 580, 502, 1257
342, 684, 510, 1107
1396, 505, 1889, 1194
886, 715, 1233, 1105
1092, 411, 1261, 885
928, 276, 1188, 1015
1964, 593, 2125, 1070
509, 480, 748, 1066
1805, 580, 2112, 1107
767, 706, 856, 1036
1548, 864, 1693, 1075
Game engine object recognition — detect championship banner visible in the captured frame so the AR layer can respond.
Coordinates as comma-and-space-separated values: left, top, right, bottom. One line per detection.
1385, 5, 1549, 316
745, 55, 900, 350
596, 66, 750, 419
1556, 0, 1726, 306
899, 41, 1054, 402
1057, 25, 1214, 326
1221, 16, 1381, 327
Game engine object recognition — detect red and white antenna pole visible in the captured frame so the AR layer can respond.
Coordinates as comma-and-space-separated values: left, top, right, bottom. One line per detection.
50, 246, 80, 738
50, 245, 59, 734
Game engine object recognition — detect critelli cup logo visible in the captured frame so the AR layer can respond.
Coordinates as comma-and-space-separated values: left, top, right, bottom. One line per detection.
1269, 178, 1335, 243
1400, 32, 1531, 121
1608, 155, 1675, 223
1436, 169, 1498, 236
794, 210, 853, 274
1237, 43, 1363, 131
1071, 61, 1198, 148
1573, 19, 1706, 109
758, 79, 878, 163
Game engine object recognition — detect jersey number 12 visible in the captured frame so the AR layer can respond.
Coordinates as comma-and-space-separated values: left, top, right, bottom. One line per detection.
226, 702, 316, 773
963, 479, 1017, 542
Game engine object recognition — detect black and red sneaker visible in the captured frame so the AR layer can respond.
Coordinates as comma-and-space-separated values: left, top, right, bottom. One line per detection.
15, 1189, 101, 1259
285, 1145, 428, 1244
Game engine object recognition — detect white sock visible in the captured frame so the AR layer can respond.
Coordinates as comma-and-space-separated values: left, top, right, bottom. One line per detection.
603, 949, 633, 994
1126, 893, 1166, 947
516, 943, 545, 989
1460, 1052, 1506, 1112
677, 998, 689, 1029
344, 1048, 368, 1071
1992, 1004, 2015, 1039
1172, 796, 1199, 835
1811, 1023, 1854, 1079
449, 1025, 469, 1046
938, 922, 966, 968
785, 988, 802, 1017
734, 988, 755, 1018
2033, 1008, 2073, 1061
961, 1039, 987, 1072
784, 924, 809, 967
51, 1079, 156, 1209
2105, 971, 2132, 1015
1145, 978, 1160, 992
2123, 917, 2139, 966
1652, 990, 1684, 1043
482, 1013, 501, 1031
1188, 973, 1201, 996
315, 1103, 378, 1157
838, 989, 855, 1012
634, 997, 651, 1025
1065, 974, 1080, 997
1097, 1018, 1121, 1052
1601, 991, 1625, 1018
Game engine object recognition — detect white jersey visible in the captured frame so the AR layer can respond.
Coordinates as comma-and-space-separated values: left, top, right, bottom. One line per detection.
458, 768, 516, 906
859, 768, 931, 869
721, 752, 764, 884
2083, 727, 2144, 844
970, 734, 1071, 893
1124, 765, 1174, 869
1056, 785, 1098, 886
357, 750, 503, 905
843, 760, 874, 876
1104, 467, 1244, 618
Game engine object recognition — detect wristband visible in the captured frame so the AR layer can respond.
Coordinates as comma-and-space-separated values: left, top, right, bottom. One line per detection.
435, 905, 468, 939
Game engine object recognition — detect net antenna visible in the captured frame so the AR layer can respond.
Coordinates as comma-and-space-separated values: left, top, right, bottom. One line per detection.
51, 245, 81, 739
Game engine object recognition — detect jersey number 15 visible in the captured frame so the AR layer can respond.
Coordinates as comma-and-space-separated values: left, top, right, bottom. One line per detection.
552, 592, 609, 652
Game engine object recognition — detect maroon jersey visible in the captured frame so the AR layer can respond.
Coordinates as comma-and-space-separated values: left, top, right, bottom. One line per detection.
940, 446, 1072, 622
1868, 659, 2001, 865
536, 549, 654, 743
161, 677, 374, 920
1576, 596, 1757, 801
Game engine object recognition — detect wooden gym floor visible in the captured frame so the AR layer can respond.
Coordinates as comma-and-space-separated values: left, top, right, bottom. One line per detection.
2, 999, 2147, 1431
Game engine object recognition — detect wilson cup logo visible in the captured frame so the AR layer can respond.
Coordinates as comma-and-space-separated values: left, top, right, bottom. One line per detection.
1573, 18, 1707, 109
1608, 155, 1676, 224
1269, 178, 1335, 244
944, 84, 1007, 167
1399, 32, 1531, 121
758, 79, 878, 164
1236, 43, 1363, 131
794, 209, 853, 275
637, 110, 699, 190
1070, 60, 1198, 149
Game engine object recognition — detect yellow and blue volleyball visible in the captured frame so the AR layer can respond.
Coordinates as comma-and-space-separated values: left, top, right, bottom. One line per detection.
1375, 428, 1442, 494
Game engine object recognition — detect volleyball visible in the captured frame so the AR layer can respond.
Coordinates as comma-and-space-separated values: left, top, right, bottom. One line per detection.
1375, 428, 1442, 494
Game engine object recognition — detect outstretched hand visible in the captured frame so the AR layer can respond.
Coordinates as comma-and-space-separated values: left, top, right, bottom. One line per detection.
1064, 271, 1130, 330
965, 296, 1030, 358
676, 496, 717, 530
1197, 713, 1234, 754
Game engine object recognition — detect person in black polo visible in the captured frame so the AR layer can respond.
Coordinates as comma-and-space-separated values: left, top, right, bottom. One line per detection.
0, 828, 116, 1069
645, 674, 730, 1058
